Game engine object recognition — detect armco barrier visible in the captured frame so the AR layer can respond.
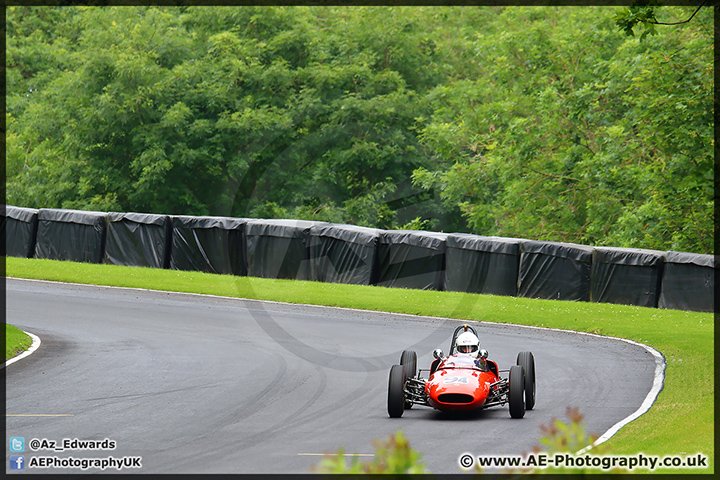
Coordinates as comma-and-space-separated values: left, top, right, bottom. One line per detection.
308, 223, 382, 285
376, 230, 447, 291
170, 215, 248, 276
245, 219, 329, 281
3, 205, 715, 312
658, 251, 715, 312
4, 205, 39, 258
34, 208, 107, 264
444, 234, 521, 296
591, 247, 665, 308
518, 240, 594, 302
105, 212, 172, 269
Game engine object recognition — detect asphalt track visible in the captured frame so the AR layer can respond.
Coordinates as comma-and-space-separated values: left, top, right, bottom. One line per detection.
5, 278, 659, 474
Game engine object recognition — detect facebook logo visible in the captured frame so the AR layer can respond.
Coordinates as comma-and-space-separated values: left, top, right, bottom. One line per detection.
10, 437, 25, 452
10, 455, 25, 470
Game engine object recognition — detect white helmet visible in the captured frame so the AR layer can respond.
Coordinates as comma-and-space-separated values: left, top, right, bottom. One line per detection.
456, 331, 480, 356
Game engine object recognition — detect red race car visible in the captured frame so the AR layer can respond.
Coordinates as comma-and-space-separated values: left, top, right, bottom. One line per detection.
387, 324, 536, 418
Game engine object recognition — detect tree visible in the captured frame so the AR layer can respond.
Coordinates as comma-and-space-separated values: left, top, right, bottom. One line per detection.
615, 1, 709, 40
6, 5, 713, 253
7, 6, 455, 226
412, 6, 713, 253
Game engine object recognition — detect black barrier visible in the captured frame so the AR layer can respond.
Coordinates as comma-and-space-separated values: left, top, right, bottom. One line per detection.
591, 247, 665, 308
308, 223, 382, 285
9, 206, 715, 312
170, 215, 247, 275
4, 205, 39, 258
35, 208, 107, 264
105, 212, 172, 269
658, 251, 715, 312
376, 230, 447, 290
444, 234, 521, 296
245, 219, 329, 280
518, 240, 593, 301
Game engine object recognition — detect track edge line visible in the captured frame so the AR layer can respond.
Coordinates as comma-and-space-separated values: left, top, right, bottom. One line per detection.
3, 330, 42, 368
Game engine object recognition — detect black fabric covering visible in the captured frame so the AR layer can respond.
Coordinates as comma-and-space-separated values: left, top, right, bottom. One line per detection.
245, 219, 328, 280
376, 230, 447, 290
12, 205, 714, 312
444, 234, 521, 296
308, 224, 382, 285
658, 251, 715, 312
35, 208, 107, 263
4, 205, 39, 258
590, 247, 665, 307
104, 212, 172, 269
518, 240, 593, 301
170, 215, 247, 275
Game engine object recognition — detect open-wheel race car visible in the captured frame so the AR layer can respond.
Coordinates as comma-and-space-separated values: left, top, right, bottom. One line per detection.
387, 324, 536, 418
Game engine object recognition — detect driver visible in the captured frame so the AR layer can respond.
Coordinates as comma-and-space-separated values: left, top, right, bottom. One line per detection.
455, 331, 480, 357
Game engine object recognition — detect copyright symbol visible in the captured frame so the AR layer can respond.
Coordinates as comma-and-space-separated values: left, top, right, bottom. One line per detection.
459, 454, 474, 468
30, 439, 41, 450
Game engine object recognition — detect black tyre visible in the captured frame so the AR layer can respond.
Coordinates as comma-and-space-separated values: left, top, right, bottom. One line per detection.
509, 364, 526, 419
387, 364, 407, 418
516, 351, 536, 410
399, 350, 417, 378
399, 350, 417, 409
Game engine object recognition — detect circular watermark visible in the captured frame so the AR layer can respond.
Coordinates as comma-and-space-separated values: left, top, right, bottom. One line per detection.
459, 453, 475, 469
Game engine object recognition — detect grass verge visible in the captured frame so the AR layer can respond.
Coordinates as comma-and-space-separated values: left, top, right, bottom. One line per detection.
6, 323, 32, 361
5, 257, 714, 473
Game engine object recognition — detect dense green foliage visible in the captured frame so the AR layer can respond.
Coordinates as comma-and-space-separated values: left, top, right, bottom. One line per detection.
6, 6, 713, 253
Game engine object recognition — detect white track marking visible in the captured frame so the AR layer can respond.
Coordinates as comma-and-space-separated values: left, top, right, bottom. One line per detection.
3, 329, 41, 368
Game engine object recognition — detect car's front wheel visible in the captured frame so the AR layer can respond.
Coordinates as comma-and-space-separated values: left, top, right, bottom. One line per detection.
509, 364, 526, 419
387, 364, 407, 418
516, 351, 536, 410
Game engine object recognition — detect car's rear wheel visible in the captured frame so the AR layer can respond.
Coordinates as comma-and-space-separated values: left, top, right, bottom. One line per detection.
399, 350, 417, 409
400, 350, 417, 378
516, 351, 536, 410
387, 364, 407, 418
509, 364, 526, 419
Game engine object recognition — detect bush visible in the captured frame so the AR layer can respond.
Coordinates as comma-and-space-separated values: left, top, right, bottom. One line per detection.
312, 430, 429, 474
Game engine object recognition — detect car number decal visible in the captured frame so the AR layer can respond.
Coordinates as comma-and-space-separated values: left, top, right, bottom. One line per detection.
443, 376, 468, 384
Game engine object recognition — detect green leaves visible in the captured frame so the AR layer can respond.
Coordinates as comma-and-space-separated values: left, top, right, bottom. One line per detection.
6, 6, 712, 253
413, 6, 712, 253
8, 6, 445, 223
615, 5, 659, 40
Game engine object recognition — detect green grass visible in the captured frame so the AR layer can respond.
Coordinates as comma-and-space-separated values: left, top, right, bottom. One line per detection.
5, 256, 714, 473
6, 323, 33, 361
